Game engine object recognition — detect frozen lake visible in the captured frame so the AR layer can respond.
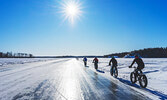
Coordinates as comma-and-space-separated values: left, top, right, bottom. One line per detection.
0, 58, 167, 100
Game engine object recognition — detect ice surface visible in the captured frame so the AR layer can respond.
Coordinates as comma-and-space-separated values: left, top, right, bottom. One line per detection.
81, 58, 167, 99
0, 58, 166, 100
0, 58, 54, 67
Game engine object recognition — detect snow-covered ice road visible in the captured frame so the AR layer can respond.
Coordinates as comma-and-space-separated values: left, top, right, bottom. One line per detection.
0, 58, 153, 100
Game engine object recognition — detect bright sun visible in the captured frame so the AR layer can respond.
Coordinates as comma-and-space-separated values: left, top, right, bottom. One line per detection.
60, 0, 83, 24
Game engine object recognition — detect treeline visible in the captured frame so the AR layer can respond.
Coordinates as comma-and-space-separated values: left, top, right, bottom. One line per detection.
104, 52, 129, 58
0, 52, 33, 58
35, 56, 104, 58
104, 47, 167, 58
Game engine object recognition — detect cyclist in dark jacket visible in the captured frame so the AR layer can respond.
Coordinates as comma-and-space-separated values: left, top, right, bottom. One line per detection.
109, 57, 118, 76
93, 57, 98, 70
83, 57, 87, 66
129, 55, 145, 73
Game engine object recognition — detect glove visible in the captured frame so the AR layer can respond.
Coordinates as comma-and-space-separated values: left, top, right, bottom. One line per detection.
129, 66, 132, 68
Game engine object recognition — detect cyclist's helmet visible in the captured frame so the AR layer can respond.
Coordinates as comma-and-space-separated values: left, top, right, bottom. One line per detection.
135, 55, 139, 58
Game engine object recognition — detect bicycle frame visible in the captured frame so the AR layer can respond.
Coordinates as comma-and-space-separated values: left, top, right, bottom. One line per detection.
132, 67, 143, 76
130, 66, 148, 88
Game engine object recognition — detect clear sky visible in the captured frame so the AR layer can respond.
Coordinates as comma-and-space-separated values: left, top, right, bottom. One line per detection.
0, 0, 167, 56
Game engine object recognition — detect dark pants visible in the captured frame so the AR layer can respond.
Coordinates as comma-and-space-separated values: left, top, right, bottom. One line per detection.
136, 66, 144, 75
111, 65, 117, 75
84, 61, 87, 66
94, 63, 98, 70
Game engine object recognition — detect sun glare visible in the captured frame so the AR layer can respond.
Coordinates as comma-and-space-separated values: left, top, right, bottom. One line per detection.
60, 0, 83, 25
66, 3, 78, 16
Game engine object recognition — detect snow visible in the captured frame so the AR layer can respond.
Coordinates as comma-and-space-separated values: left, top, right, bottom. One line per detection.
80, 58, 167, 99
0, 58, 70, 100
0, 58, 54, 67
0, 58, 167, 100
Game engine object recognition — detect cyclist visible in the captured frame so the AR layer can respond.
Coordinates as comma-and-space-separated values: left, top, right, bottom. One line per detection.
83, 57, 87, 66
129, 55, 145, 74
93, 57, 98, 70
109, 56, 118, 76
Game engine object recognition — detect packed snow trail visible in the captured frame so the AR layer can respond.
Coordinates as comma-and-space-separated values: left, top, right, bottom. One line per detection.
0, 58, 153, 100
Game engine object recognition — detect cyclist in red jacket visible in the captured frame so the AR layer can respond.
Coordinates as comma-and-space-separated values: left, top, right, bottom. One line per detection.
93, 57, 98, 70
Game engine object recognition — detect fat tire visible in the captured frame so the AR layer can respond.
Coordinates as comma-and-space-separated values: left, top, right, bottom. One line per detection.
84, 62, 87, 66
139, 75, 148, 88
114, 68, 118, 78
130, 72, 137, 84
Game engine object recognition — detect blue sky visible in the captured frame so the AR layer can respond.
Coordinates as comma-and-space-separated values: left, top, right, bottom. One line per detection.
0, 0, 167, 56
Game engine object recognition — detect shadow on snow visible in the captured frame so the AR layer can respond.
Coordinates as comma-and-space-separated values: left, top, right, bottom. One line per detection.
117, 78, 167, 100
96, 69, 105, 73
144, 70, 159, 74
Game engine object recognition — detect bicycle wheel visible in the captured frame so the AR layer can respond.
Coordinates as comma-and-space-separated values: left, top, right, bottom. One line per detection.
113, 68, 118, 78
84, 62, 87, 66
139, 75, 148, 88
130, 72, 137, 84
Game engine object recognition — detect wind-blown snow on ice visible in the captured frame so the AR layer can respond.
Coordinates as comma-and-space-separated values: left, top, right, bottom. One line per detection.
83, 58, 167, 96
0, 58, 54, 67
0, 58, 166, 100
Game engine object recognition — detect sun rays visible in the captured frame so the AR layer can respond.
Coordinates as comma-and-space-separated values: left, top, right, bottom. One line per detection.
59, 0, 83, 25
